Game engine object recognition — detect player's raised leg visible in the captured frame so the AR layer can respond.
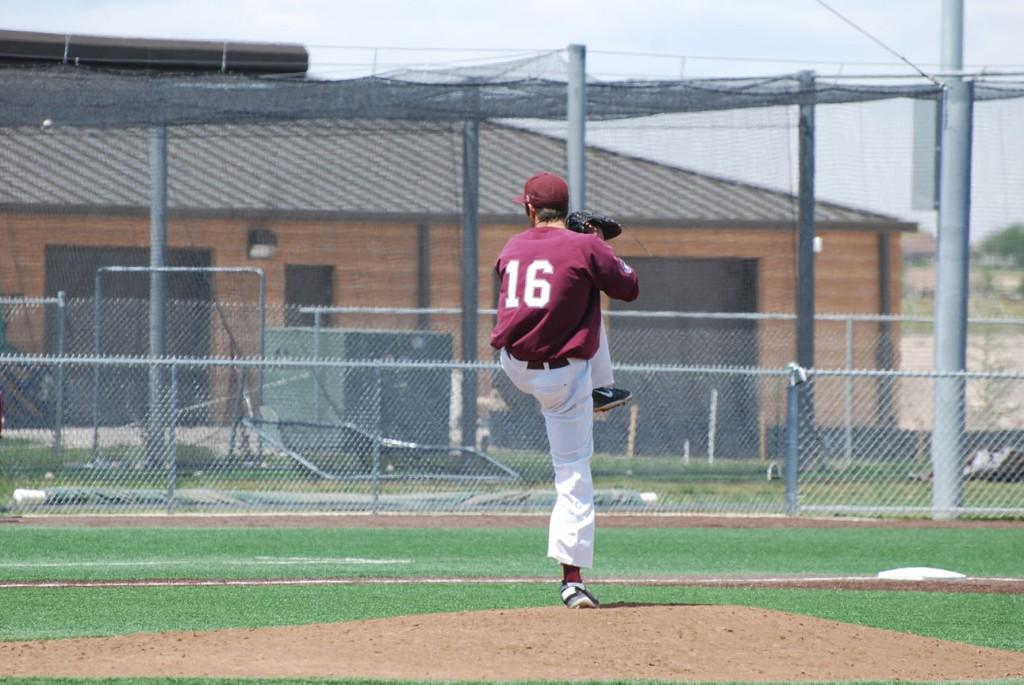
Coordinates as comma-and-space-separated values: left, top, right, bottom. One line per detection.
592, 318, 631, 413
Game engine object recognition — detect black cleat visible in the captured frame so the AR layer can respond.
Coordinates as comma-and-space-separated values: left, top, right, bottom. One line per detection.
592, 387, 631, 413
560, 581, 600, 609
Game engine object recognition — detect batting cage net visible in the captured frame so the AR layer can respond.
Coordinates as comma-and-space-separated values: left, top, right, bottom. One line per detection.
1, 52, 1024, 516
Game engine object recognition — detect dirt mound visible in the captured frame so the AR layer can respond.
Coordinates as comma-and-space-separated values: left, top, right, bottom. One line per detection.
3, 604, 1023, 681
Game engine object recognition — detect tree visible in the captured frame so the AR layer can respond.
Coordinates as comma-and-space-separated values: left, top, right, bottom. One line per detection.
977, 223, 1024, 267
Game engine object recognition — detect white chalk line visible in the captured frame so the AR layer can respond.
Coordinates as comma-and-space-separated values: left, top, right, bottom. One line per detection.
0, 557, 411, 569
2, 574, 1022, 590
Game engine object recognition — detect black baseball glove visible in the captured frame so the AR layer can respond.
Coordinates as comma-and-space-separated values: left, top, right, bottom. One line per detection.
565, 210, 623, 241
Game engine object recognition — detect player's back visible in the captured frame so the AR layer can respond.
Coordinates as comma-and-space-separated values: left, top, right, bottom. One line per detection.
491, 225, 637, 361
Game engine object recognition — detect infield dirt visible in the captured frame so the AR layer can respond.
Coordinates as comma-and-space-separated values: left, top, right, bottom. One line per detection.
3, 603, 1024, 681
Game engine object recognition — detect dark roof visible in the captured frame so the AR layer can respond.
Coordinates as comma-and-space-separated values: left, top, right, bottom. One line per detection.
0, 120, 912, 229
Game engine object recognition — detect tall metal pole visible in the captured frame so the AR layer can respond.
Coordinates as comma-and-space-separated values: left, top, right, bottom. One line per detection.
460, 114, 480, 450
941, 0, 964, 72
931, 0, 970, 518
795, 70, 817, 469
147, 125, 168, 467
567, 44, 586, 212
796, 71, 816, 373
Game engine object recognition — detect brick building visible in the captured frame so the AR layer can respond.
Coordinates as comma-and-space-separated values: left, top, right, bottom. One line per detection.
1, 120, 913, 359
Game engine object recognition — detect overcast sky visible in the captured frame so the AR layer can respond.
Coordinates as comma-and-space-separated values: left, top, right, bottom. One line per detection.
5, 1, 1024, 239
6, 0, 1023, 79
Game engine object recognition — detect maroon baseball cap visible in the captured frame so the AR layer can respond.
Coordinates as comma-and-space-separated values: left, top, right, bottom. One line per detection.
513, 172, 569, 211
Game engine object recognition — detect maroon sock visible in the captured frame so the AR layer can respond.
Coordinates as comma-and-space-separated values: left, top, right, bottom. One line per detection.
562, 564, 582, 584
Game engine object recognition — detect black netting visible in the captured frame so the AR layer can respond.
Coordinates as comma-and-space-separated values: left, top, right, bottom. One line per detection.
6, 60, 1023, 129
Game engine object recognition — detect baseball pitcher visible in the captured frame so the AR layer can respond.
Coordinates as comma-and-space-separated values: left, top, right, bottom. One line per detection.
490, 172, 639, 609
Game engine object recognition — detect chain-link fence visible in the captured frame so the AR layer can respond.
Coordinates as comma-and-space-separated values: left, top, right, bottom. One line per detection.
796, 369, 1024, 518
0, 354, 785, 515
2, 303, 1022, 516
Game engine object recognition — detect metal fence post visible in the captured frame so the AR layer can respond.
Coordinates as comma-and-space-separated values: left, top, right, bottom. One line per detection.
258, 267, 266, 407
92, 272, 103, 461
167, 363, 178, 515
371, 366, 382, 514
53, 290, 65, 457
313, 310, 321, 422
844, 316, 853, 462
707, 388, 718, 464
785, 363, 808, 516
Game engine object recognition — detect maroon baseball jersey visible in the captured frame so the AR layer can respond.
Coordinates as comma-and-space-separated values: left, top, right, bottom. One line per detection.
490, 225, 639, 361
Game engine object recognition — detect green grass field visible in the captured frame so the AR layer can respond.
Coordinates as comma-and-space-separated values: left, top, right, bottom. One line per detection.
3, 526, 1024, 583
1, 523, 1023, 685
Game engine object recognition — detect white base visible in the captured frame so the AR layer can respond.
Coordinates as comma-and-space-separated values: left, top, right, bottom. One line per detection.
877, 566, 966, 580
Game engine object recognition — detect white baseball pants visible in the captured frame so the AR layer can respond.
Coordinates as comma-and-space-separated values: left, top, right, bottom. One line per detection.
499, 349, 595, 568
591, 317, 614, 388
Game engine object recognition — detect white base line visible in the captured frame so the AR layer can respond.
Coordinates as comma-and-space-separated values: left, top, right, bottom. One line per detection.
0, 558, 411, 569
2, 575, 1022, 589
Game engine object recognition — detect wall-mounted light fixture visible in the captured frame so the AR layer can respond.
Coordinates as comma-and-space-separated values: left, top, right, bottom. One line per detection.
247, 228, 278, 259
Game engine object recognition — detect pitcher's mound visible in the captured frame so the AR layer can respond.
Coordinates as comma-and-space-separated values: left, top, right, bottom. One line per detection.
3, 604, 1023, 681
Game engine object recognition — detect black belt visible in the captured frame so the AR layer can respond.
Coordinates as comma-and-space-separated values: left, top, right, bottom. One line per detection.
526, 358, 569, 370
505, 348, 570, 370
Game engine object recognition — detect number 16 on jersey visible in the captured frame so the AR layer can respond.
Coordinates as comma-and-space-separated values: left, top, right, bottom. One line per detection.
504, 258, 553, 308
